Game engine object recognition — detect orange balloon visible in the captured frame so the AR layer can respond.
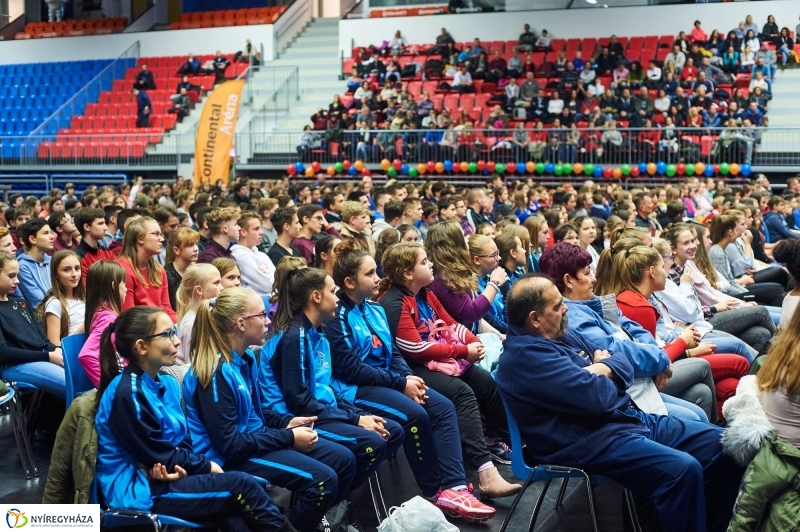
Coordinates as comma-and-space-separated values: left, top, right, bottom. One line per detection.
646, 163, 657, 176
613, 168, 622, 179
417, 163, 427, 175
729, 163, 740, 176
380, 159, 391, 171
526, 161, 535, 173
326, 166, 335, 175
573, 163, 583, 175
354, 160, 364, 171
435, 162, 445, 173
305, 167, 315, 177
460, 161, 469, 173
694, 162, 705, 175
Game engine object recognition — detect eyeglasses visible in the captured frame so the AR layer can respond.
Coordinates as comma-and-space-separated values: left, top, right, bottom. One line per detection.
311, 216, 326, 222
57, 217, 74, 227
476, 251, 500, 259
148, 232, 164, 239
662, 255, 674, 260
241, 310, 268, 321
143, 325, 179, 342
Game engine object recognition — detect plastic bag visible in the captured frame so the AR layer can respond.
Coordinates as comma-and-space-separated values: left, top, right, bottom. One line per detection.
476, 333, 503, 374
377, 496, 459, 532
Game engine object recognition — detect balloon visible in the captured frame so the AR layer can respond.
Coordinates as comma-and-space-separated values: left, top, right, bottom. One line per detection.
361, 167, 371, 177
417, 163, 427, 175
348, 165, 358, 176
741, 163, 751, 176
704, 165, 714, 177
713, 164, 720, 175
408, 167, 418, 178
676, 163, 686, 176
646, 163, 657, 176
603, 167, 614, 179
656, 161, 667, 175
334, 162, 343, 173
517, 162, 526, 173
593, 165, 603, 178
630, 165, 641, 177
294, 161, 304, 174
387, 167, 397, 177
326, 166, 335, 176
460, 161, 469, 173
392, 159, 402, 171
694, 162, 705, 175
506, 162, 517, 174
545, 162, 555, 174
666, 164, 676, 177
354, 160, 364, 172
305, 167, 314, 177
685, 164, 695, 176
311, 161, 321, 173
554, 165, 563, 176
485, 161, 494, 173
400, 164, 409, 175
638, 162, 647, 175
342, 160, 352, 171
620, 164, 630, 176
468, 162, 478, 173
477, 160, 487, 171
435, 162, 445, 174
444, 160, 453, 172
286, 164, 297, 176
612, 168, 622, 179
427, 161, 436, 173
729, 163, 740, 176
380, 159, 391, 171
526, 161, 536, 173
720, 162, 730, 175
496, 163, 506, 174
584, 163, 594, 176
536, 162, 545, 174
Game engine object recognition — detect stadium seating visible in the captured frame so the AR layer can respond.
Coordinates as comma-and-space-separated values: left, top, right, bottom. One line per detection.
15, 18, 127, 39
168, 6, 287, 30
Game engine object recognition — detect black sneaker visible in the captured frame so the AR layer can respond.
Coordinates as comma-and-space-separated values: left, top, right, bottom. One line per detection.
486, 439, 512, 465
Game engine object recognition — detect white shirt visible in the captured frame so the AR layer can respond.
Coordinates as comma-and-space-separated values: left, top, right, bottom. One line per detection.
780, 295, 800, 329
177, 310, 195, 365
45, 297, 86, 335
230, 243, 275, 295
453, 71, 472, 86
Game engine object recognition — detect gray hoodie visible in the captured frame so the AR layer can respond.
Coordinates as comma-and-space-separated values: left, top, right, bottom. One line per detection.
17, 252, 51, 309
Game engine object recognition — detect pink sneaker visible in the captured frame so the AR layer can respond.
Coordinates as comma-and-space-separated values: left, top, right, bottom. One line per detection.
432, 485, 497, 522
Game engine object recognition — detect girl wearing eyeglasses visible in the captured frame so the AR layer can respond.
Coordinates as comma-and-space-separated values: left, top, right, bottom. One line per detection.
260, 267, 403, 496
117, 217, 177, 322
94, 306, 292, 531
182, 288, 356, 532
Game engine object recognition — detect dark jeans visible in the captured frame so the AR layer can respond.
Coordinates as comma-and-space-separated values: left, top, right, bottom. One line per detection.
753, 265, 792, 291
732, 282, 785, 307
708, 305, 775, 355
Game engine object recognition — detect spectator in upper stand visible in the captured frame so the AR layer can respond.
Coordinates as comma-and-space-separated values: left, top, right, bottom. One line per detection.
776, 27, 794, 68
519, 71, 540, 109
580, 60, 597, 85
691, 20, 707, 45
733, 21, 747, 40
742, 30, 760, 54
559, 62, 579, 93
697, 57, 723, 84
681, 57, 698, 84
740, 45, 756, 72
611, 61, 629, 89
749, 70, 770, 95
133, 64, 156, 91
507, 52, 523, 78
534, 29, 551, 51
516, 23, 537, 52
703, 103, 724, 130
167, 88, 190, 121
453, 64, 474, 94
675, 31, 690, 54
488, 51, 507, 81
754, 42, 777, 79
646, 60, 662, 87
297, 125, 316, 161
665, 45, 686, 71
388, 30, 408, 55
692, 71, 714, 95
177, 53, 201, 76
171, 75, 199, 103
417, 91, 435, 118
210, 51, 231, 84
595, 47, 614, 76
631, 87, 655, 127
133, 88, 151, 128
744, 14, 759, 37
607, 35, 625, 61
469, 38, 485, 59
429, 27, 455, 56
722, 46, 740, 74
761, 14, 780, 42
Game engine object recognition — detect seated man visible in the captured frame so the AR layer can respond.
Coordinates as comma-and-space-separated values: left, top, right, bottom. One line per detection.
167, 88, 191, 120
496, 275, 742, 532
133, 64, 156, 91
210, 50, 231, 84
172, 75, 200, 103
177, 53, 201, 76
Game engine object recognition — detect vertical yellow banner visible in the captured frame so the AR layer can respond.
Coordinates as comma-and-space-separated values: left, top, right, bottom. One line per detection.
194, 79, 245, 187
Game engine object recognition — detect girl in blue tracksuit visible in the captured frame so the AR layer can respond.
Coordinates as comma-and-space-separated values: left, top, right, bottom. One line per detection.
259, 267, 403, 491
182, 288, 357, 532
94, 306, 292, 532
323, 240, 496, 522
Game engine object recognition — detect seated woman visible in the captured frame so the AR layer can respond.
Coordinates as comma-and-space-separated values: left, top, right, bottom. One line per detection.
259, 267, 403, 493
496, 228, 529, 289
37, 250, 86, 346
324, 240, 499, 516
377, 242, 521, 493
572, 216, 601, 275
541, 242, 716, 423
606, 243, 749, 421
427, 222, 509, 336
523, 215, 549, 273
0, 250, 65, 398
758, 309, 800, 448
175, 264, 221, 365
183, 288, 356, 532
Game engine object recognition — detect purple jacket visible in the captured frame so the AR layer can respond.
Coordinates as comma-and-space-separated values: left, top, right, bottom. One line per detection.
428, 275, 492, 331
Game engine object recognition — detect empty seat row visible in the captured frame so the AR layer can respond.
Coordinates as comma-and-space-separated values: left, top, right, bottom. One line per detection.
168, 6, 286, 29
15, 18, 127, 39
0, 108, 55, 121
0, 60, 111, 76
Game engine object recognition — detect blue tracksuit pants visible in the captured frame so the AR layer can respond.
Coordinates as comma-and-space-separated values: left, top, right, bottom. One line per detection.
225, 439, 356, 532
581, 408, 742, 532
149, 470, 285, 531
354, 386, 466, 497
314, 419, 404, 490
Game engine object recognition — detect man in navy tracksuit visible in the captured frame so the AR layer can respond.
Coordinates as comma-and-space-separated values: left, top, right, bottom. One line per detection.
496, 276, 743, 532
183, 348, 357, 532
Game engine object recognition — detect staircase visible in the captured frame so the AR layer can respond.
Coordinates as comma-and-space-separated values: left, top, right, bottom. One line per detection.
754, 68, 800, 166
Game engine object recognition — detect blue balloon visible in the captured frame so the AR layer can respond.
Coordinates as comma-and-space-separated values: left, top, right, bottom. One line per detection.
295, 162, 305, 173
443, 160, 453, 172
545, 162, 555, 174
704, 165, 714, 177
638, 162, 647, 174
400, 164, 409, 175
656, 161, 667, 175
741, 163, 752, 176
593, 165, 603, 177
348, 165, 358, 176
482, 169, 490, 176
517, 162, 526, 173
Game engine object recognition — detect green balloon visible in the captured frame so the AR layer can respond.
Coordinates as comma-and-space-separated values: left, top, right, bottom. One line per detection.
720, 162, 730, 175
495, 163, 505, 174
685, 165, 695, 176
387, 167, 397, 177
621, 164, 631, 176
408, 167, 418, 178
468, 162, 478, 173
334, 162, 343, 173
554, 165, 563, 176
666, 164, 676, 177
535, 162, 545, 174
584, 164, 594, 176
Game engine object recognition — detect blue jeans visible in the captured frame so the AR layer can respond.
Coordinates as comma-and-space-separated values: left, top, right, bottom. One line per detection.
1, 361, 66, 399
778, 45, 792, 65
765, 305, 782, 326
661, 393, 708, 423
702, 331, 756, 363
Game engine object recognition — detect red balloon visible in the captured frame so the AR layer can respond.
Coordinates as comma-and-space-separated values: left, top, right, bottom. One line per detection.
426, 161, 436, 173
361, 167, 371, 177
477, 160, 487, 171
676, 163, 686, 176
342, 160, 352, 171
713, 164, 720, 174
392, 159, 402, 171
630, 165, 640, 177
603, 167, 614, 179
506, 162, 517, 174
311, 161, 321, 173
286, 164, 297, 176
487, 161, 496, 173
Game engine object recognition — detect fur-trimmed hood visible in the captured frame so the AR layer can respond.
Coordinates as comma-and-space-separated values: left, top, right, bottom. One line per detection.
721, 375, 775, 467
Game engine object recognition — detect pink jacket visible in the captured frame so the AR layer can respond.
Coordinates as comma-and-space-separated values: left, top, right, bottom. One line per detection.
78, 308, 117, 387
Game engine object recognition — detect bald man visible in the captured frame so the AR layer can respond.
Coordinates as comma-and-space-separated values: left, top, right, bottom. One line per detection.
496, 275, 742, 532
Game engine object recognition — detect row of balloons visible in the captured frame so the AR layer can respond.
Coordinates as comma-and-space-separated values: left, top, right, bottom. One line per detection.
286, 159, 753, 178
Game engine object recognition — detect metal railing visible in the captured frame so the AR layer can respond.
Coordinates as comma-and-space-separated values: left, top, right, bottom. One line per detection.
244, 65, 300, 104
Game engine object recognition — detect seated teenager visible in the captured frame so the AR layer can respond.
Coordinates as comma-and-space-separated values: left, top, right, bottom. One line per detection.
378, 242, 521, 494
73, 207, 118, 280
496, 276, 743, 532
175, 264, 221, 365
724, 208, 791, 292
293, 204, 342, 266
323, 240, 499, 516
0, 250, 65, 398
37, 250, 86, 346
197, 207, 240, 264
773, 239, 800, 328
48, 211, 79, 254
231, 212, 276, 295
259, 267, 403, 493
495, 231, 527, 294
468, 234, 510, 335
165, 227, 200, 312
94, 306, 294, 532
266, 207, 301, 266
212, 257, 242, 290
183, 287, 357, 532
17, 218, 54, 309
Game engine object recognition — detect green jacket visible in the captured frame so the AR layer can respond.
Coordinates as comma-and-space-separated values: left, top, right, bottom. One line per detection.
42, 391, 98, 504
728, 431, 800, 532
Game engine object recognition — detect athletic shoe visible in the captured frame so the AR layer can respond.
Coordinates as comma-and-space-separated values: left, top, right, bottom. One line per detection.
432, 485, 497, 522
486, 439, 512, 464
